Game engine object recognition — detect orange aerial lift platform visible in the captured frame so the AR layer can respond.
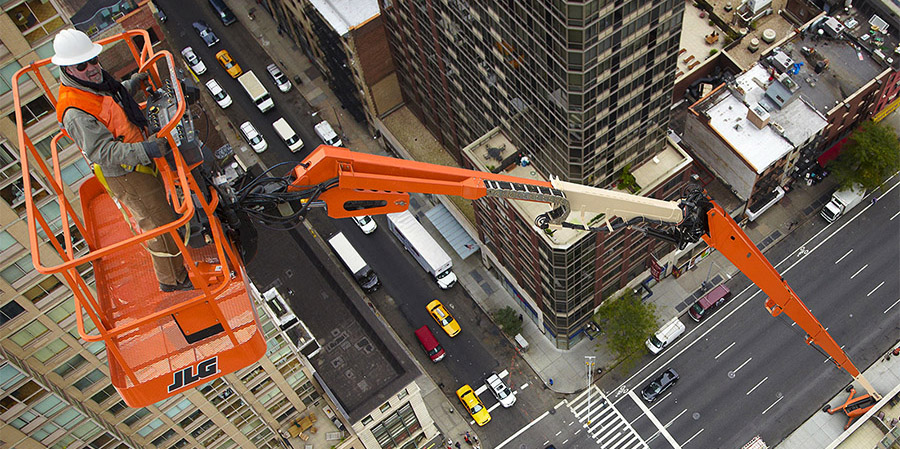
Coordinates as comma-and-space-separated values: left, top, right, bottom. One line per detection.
12, 30, 265, 407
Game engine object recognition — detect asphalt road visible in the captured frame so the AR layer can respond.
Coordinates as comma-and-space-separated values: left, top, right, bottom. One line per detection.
156, 0, 319, 165
158, 6, 556, 442
610, 181, 899, 449
305, 205, 552, 444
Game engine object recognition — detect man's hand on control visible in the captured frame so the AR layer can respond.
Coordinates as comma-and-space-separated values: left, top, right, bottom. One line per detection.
145, 136, 172, 159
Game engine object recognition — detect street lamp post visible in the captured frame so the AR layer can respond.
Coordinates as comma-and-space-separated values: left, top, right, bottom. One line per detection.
585, 356, 595, 425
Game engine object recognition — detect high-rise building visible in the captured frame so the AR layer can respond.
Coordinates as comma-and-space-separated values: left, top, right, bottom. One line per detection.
0, 3, 330, 448
377, 1, 689, 347
380, 0, 685, 188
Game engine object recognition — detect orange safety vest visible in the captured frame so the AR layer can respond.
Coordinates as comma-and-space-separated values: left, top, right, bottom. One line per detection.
56, 84, 156, 182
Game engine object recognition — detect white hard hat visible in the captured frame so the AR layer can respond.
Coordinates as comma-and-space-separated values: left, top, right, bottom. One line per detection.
51, 29, 102, 66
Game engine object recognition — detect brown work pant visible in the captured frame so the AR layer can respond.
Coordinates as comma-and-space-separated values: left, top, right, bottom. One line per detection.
105, 171, 187, 286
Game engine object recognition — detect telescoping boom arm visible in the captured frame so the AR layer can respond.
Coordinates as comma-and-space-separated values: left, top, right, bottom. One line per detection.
284, 146, 877, 398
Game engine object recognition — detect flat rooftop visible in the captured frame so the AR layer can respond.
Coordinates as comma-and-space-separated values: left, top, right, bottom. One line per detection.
247, 227, 418, 422
694, 63, 827, 173
308, 0, 380, 36
462, 129, 691, 249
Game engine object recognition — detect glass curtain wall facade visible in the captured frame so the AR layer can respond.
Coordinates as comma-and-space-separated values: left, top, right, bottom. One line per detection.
380, 0, 685, 347
380, 0, 684, 187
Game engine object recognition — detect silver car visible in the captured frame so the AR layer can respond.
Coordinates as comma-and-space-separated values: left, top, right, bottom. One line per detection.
266, 63, 292, 92
180, 47, 206, 75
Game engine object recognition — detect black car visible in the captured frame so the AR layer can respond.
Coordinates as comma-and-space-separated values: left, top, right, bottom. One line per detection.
641, 368, 678, 402
192, 21, 219, 47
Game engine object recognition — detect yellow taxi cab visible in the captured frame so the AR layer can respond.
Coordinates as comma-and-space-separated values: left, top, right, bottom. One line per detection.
456, 385, 491, 426
426, 299, 460, 337
215, 50, 242, 78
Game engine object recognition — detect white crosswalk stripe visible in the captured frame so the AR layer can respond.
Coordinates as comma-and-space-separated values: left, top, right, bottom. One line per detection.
567, 386, 648, 449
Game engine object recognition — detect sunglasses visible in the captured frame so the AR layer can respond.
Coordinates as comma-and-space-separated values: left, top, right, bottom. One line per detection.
73, 57, 100, 71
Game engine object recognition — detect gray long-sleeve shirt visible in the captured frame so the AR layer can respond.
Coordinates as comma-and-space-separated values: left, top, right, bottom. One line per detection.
59, 71, 156, 178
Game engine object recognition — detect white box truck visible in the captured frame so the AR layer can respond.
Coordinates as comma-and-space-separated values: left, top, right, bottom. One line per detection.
387, 210, 457, 289
314, 120, 342, 147
238, 71, 274, 113
821, 184, 866, 223
328, 232, 380, 292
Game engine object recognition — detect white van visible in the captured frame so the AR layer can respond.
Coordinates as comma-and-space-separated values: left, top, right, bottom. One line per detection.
314, 120, 342, 147
272, 118, 304, 152
645, 317, 685, 354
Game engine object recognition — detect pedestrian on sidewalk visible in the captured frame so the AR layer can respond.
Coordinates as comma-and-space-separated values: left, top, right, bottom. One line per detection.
872, 196, 878, 205
455, 442, 461, 449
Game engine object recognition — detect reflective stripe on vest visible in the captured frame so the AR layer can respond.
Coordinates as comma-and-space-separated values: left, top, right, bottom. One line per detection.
56, 85, 155, 176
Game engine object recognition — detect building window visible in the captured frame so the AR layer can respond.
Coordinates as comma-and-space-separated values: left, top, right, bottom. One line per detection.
0, 61, 23, 95
73, 368, 105, 391
9, 317, 47, 347
91, 384, 118, 405
1, 253, 35, 284
9, 95, 53, 128
0, 142, 20, 182
0, 363, 25, 391
46, 299, 75, 324
361, 415, 374, 426
7, 0, 66, 45
31, 337, 68, 363
53, 354, 87, 377
379, 402, 391, 413
371, 403, 421, 449
21, 276, 63, 303
138, 417, 164, 437
60, 158, 92, 187
0, 300, 25, 326
397, 389, 408, 400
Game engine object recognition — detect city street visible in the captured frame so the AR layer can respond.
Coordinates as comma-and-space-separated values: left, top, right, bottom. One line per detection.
499, 178, 899, 449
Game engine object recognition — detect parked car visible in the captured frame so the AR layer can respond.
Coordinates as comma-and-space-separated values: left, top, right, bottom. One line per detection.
426, 299, 460, 337
204, 79, 232, 108
688, 285, 731, 322
215, 50, 242, 78
641, 368, 679, 402
352, 215, 377, 234
192, 21, 219, 47
456, 385, 491, 426
486, 373, 516, 407
180, 47, 206, 75
239, 121, 267, 153
266, 63, 292, 92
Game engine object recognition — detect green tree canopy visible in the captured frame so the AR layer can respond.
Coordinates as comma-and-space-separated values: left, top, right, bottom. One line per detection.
594, 289, 658, 368
828, 120, 900, 192
493, 306, 523, 336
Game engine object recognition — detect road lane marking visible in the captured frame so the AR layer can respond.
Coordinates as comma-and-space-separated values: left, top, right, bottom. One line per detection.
747, 377, 768, 395
682, 428, 705, 447
835, 249, 853, 264
498, 370, 509, 378
868, 281, 885, 297
487, 401, 503, 413
562, 439, 568, 445
762, 396, 784, 414
520, 383, 529, 390
555, 430, 561, 436
850, 264, 868, 279
494, 410, 549, 449
648, 392, 674, 410
475, 385, 488, 395
734, 357, 752, 374
629, 390, 680, 448
884, 298, 900, 314
891, 210, 899, 220
714, 342, 736, 360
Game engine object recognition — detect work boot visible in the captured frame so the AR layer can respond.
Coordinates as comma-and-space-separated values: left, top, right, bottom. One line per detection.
160, 276, 193, 292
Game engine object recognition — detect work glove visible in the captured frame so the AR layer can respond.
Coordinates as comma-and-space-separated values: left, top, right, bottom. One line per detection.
144, 136, 171, 160
131, 71, 149, 84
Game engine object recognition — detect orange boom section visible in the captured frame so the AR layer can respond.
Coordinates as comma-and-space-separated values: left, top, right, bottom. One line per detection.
12, 30, 265, 407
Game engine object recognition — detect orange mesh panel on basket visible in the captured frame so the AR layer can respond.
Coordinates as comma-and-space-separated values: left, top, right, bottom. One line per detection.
80, 178, 265, 407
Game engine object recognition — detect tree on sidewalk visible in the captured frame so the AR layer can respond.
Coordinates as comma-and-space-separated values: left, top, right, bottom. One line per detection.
594, 289, 658, 369
493, 306, 523, 336
828, 120, 900, 192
